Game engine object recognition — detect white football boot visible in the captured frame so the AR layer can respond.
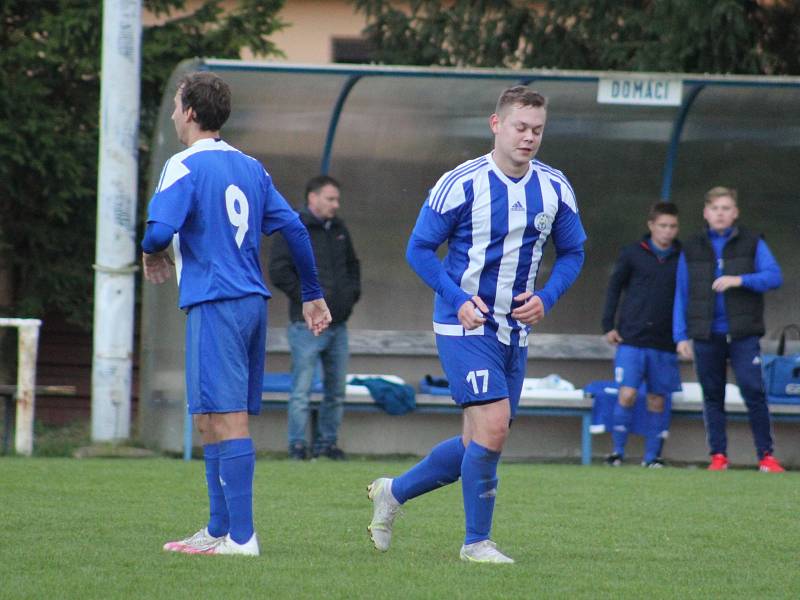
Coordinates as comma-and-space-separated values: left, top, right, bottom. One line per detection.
193, 533, 260, 556
459, 540, 515, 564
367, 478, 401, 551
163, 527, 222, 553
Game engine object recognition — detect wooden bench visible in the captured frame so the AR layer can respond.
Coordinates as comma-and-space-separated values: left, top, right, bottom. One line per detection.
179, 330, 799, 461
0, 385, 77, 455
181, 385, 594, 463
587, 382, 800, 460
178, 329, 608, 460
670, 395, 800, 422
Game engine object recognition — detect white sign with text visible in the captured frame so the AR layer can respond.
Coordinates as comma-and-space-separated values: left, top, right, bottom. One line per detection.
597, 77, 683, 106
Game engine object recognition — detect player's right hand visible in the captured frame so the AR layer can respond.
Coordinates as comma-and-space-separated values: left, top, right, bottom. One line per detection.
142, 251, 174, 284
303, 298, 332, 336
676, 340, 694, 361
605, 329, 623, 345
458, 296, 488, 330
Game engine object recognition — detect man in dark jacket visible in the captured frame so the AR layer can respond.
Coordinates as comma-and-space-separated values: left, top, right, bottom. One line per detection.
602, 202, 682, 467
269, 175, 361, 460
674, 186, 784, 472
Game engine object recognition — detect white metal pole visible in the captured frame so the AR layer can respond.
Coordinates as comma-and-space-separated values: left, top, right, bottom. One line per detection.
91, 0, 142, 442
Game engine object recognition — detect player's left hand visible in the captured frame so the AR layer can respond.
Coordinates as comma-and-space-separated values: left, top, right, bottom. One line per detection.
510, 291, 545, 325
711, 275, 743, 292
142, 251, 174, 284
303, 298, 332, 336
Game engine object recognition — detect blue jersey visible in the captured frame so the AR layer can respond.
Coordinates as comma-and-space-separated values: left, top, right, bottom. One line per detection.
408, 153, 586, 346
147, 138, 300, 310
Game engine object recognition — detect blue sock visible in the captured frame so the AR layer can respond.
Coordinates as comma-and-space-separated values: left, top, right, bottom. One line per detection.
203, 443, 229, 537
643, 410, 664, 463
461, 441, 501, 545
391, 436, 464, 504
219, 438, 255, 544
658, 410, 670, 456
612, 403, 633, 457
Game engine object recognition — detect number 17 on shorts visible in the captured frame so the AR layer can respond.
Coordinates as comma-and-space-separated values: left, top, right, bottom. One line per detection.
435, 334, 526, 413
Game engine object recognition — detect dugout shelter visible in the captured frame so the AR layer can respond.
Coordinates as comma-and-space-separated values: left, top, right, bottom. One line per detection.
139, 59, 800, 457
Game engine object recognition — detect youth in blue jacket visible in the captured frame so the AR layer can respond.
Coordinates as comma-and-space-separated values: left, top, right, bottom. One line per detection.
673, 186, 784, 472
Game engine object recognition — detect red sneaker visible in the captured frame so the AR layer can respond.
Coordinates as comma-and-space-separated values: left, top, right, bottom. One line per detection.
758, 453, 785, 473
708, 453, 729, 471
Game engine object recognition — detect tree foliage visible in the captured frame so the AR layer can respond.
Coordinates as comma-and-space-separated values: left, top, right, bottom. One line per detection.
352, 0, 800, 75
0, 0, 285, 325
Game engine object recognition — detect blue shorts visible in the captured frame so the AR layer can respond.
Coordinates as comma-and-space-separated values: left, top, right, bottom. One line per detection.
185, 294, 267, 415
614, 344, 681, 397
435, 334, 527, 418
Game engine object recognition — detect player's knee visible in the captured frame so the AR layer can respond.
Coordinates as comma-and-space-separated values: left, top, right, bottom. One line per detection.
483, 419, 510, 448
646, 394, 665, 412
194, 414, 212, 435
618, 387, 638, 407
209, 411, 250, 440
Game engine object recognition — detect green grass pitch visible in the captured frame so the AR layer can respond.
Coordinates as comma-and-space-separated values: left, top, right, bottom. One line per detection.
1, 457, 798, 599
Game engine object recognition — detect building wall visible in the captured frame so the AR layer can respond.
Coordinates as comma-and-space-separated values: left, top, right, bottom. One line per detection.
143, 0, 368, 64
264, 0, 368, 64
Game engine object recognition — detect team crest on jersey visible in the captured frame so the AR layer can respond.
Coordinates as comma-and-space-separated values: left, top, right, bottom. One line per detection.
534, 212, 552, 232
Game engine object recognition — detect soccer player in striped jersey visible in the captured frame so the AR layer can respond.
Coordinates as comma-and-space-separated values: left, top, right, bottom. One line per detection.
367, 86, 586, 563
142, 72, 331, 556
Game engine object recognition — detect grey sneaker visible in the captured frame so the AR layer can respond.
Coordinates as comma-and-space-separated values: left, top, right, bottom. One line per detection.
163, 527, 222, 553
459, 540, 515, 564
196, 533, 260, 556
642, 458, 665, 468
367, 478, 401, 551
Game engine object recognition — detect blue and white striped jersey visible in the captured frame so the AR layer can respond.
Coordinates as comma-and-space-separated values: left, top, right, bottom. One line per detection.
147, 138, 300, 310
408, 152, 586, 346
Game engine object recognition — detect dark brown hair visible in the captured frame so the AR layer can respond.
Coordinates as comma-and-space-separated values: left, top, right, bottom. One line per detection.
648, 201, 679, 222
177, 71, 231, 132
305, 174, 340, 199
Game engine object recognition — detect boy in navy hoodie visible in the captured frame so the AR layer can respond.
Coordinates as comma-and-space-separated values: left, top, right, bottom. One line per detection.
602, 202, 681, 467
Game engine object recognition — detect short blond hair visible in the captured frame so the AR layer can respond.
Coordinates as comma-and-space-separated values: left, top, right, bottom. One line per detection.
495, 86, 547, 116
704, 186, 738, 205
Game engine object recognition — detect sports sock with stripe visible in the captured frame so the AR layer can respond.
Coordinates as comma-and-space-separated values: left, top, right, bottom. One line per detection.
461, 441, 500, 545
612, 402, 634, 457
643, 409, 664, 464
219, 437, 255, 544
203, 442, 229, 537
391, 436, 465, 504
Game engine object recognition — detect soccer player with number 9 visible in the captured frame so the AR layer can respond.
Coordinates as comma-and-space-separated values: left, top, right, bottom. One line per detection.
142, 72, 331, 556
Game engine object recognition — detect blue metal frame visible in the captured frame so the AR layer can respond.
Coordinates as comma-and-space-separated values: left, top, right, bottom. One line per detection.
660, 84, 705, 201
320, 75, 362, 175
